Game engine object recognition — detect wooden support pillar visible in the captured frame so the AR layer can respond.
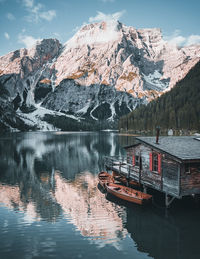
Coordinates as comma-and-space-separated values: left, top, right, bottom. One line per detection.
127, 165, 130, 178
178, 164, 181, 197
143, 185, 147, 194
165, 193, 176, 208
126, 165, 131, 187
139, 154, 142, 184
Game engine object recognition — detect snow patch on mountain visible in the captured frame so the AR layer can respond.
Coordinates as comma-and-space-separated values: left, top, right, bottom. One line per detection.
143, 70, 169, 90
90, 104, 99, 121
17, 104, 80, 131
109, 102, 116, 121
76, 102, 91, 115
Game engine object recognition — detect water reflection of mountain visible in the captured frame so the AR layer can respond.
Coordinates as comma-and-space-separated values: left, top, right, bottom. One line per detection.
0, 132, 125, 220
0, 175, 61, 222
0, 132, 128, 247
126, 205, 200, 259
54, 171, 127, 248
0, 169, 128, 249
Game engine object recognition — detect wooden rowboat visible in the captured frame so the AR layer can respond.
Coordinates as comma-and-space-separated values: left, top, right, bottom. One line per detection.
113, 175, 139, 188
98, 171, 113, 188
106, 183, 152, 205
98, 171, 139, 189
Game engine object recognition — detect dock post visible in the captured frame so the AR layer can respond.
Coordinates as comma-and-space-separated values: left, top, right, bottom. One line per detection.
143, 185, 147, 194
165, 193, 176, 208
139, 154, 142, 184
126, 165, 131, 187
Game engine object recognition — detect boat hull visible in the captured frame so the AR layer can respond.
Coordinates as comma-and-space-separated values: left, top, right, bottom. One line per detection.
98, 171, 113, 188
106, 183, 152, 205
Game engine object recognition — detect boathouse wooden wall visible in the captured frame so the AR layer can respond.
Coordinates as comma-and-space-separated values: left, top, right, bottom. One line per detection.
180, 163, 200, 195
126, 144, 180, 197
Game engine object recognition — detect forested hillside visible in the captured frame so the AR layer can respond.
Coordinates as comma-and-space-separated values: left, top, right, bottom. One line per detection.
119, 61, 200, 132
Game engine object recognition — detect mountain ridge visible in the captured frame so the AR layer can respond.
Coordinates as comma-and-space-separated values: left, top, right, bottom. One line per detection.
0, 21, 200, 131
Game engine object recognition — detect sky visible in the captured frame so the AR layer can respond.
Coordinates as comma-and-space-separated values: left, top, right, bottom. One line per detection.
0, 0, 200, 56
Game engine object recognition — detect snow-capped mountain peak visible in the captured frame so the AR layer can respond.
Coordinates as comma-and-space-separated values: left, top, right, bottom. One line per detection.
55, 21, 200, 99
64, 20, 122, 51
0, 21, 200, 131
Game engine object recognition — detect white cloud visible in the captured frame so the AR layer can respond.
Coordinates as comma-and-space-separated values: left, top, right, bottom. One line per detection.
66, 11, 125, 48
71, 10, 125, 36
89, 10, 125, 23
4, 32, 10, 40
23, 0, 34, 8
186, 35, 200, 46
22, 0, 56, 23
18, 34, 41, 48
166, 30, 200, 47
6, 12, 15, 20
169, 35, 186, 46
39, 10, 56, 21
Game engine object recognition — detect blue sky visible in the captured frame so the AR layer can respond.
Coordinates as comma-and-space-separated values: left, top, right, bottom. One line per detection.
0, 0, 200, 56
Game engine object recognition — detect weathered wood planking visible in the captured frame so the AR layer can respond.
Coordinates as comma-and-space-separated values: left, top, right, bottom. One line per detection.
126, 144, 182, 197
162, 158, 179, 196
105, 140, 200, 199
180, 164, 200, 195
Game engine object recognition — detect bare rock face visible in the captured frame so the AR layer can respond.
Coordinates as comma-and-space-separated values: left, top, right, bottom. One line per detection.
0, 39, 61, 109
0, 39, 61, 77
55, 21, 200, 100
0, 21, 200, 131
42, 79, 142, 121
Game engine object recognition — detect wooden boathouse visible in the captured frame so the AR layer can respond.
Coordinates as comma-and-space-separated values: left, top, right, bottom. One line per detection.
104, 136, 200, 207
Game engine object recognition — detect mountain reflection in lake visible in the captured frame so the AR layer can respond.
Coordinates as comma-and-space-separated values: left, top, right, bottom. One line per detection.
0, 132, 200, 259
54, 171, 127, 247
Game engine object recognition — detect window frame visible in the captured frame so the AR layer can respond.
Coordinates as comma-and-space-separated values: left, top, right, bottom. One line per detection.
153, 153, 158, 172
150, 152, 162, 174
135, 155, 140, 167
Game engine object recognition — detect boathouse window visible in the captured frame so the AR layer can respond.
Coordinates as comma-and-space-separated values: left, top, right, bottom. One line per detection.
149, 152, 162, 173
185, 164, 191, 174
135, 155, 139, 166
132, 155, 139, 167
153, 153, 158, 172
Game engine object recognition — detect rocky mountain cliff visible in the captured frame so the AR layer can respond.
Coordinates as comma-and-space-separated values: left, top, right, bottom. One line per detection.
0, 20, 200, 131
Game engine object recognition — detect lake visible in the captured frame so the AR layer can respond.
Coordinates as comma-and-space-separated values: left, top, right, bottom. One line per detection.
0, 131, 200, 259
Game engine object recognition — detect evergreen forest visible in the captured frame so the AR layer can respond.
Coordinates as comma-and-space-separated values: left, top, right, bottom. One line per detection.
119, 61, 200, 132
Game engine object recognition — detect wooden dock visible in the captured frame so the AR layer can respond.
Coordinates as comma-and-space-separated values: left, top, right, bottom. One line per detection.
105, 156, 169, 193
104, 136, 200, 208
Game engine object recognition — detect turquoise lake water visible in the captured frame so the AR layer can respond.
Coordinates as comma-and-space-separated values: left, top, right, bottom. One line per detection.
0, 131, 199, 259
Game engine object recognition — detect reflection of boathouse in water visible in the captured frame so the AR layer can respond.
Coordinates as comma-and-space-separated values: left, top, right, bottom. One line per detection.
105, 136, 200, 207
126, 205, 200, 259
